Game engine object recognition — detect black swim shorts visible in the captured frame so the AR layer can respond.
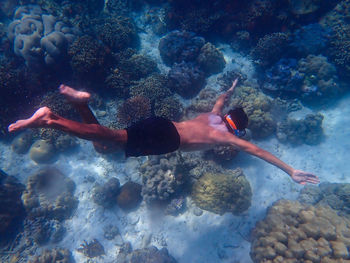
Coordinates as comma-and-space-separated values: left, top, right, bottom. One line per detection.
125, 117, 180, 157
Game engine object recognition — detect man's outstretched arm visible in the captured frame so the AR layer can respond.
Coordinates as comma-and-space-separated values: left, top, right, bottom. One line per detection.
211, 78, 238, 115
218, 132, 319, 184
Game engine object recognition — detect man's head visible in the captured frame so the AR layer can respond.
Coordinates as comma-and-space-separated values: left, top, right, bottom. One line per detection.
223, 107, 248, 137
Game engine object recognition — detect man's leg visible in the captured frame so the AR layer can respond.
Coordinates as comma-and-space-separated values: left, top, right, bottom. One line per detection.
59, 85, 119, 153
8, 107, 127, 151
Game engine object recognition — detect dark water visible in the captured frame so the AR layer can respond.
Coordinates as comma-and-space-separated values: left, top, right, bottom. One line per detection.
0, 0, 350, 262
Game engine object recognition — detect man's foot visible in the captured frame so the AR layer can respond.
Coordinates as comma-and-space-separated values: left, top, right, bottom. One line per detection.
8, 107, 51, 132
59, 84, 91, 103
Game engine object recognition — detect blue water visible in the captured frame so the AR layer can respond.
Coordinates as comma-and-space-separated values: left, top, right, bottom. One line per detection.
0, 0, 349, 262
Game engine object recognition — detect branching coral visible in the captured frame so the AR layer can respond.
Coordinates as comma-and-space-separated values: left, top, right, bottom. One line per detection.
154, 96, 184, 121
117, 96, 152, 127
95, 16, 138, 51
250, 200, 350, 263
68, 35, 109, 79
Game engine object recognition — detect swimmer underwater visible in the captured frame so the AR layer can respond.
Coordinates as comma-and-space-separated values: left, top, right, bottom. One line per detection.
8, 78, 319, 185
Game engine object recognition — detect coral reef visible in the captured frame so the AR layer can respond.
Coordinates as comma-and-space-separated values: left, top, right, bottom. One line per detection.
118, 53, 159, 81
290, 23, 331, 56
54, 134, 78, 152
186, 88, 218, 116
22, 167, 78, 221
23, 217, 66, 245
68, 35, 109, 79
191, 169, 252, 215
29, 140, 57, 164
77, 239, 105, 258
158, 30, 205, 66
299, 182, 350, 216
167, 62, 206, 99
117, 96, 152, 128
0, 170, 25, 245
139, 153, 188, 205
262, 58, 304, 94
250, 199, 350, 263
92, 177, 120, 208
11, 131, 33, 154
117, 245, 177, 263
129, 74, 172, 105
230, 86, 276, 139
116, 182, 142, 211
8, 5, 77, 67
105, 69, 132, 98
154, 96, 184, 121
95, 17, 138, 51
251, 33, 290, 68
164, 196, 186, 216
204, 145, 239, 164
196, 42, 226, 76
297, 54, 343, 102
28, 248, 73, 263
129, 246, 177, 263
276, 113, 324, 145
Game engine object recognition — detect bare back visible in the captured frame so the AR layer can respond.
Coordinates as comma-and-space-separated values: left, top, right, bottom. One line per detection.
173, 113, 231, 151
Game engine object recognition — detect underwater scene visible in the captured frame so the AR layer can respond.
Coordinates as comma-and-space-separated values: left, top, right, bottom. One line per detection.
0, 0, 350, 262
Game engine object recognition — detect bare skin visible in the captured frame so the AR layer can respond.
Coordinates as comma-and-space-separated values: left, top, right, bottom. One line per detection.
8, 80, 319, 185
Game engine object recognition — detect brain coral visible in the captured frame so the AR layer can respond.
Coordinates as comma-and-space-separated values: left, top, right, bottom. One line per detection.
250, 199, 350, 263
191, 169, 252, 215
22, 167, 78, 221
8, 5, 77, 67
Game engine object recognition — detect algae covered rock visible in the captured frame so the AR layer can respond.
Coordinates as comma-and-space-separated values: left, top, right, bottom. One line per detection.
29, 140, 57, 164
191, 169, 252, 215
11, 131, 33, 154
116, 182, 142, 211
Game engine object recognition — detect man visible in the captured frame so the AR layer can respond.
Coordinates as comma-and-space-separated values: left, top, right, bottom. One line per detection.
8, 79, 319, 185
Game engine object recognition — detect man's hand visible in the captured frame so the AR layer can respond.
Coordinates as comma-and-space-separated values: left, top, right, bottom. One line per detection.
227, 78, 239, 94
290, 169, 320, 185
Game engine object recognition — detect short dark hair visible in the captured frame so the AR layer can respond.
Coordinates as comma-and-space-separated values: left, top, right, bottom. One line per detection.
227, 107, 248, 130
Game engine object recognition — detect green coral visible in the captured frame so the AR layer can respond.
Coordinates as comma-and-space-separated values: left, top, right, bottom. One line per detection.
197, 42, 226, 76
276, 113, 324, 145
191, 169, 252, 215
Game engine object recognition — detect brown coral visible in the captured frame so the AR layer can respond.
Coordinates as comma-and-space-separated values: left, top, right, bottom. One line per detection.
250, 200, 350, 263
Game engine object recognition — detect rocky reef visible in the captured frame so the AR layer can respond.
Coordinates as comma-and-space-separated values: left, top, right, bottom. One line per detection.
191, 169, 252, 215
250, 199, 350, 263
